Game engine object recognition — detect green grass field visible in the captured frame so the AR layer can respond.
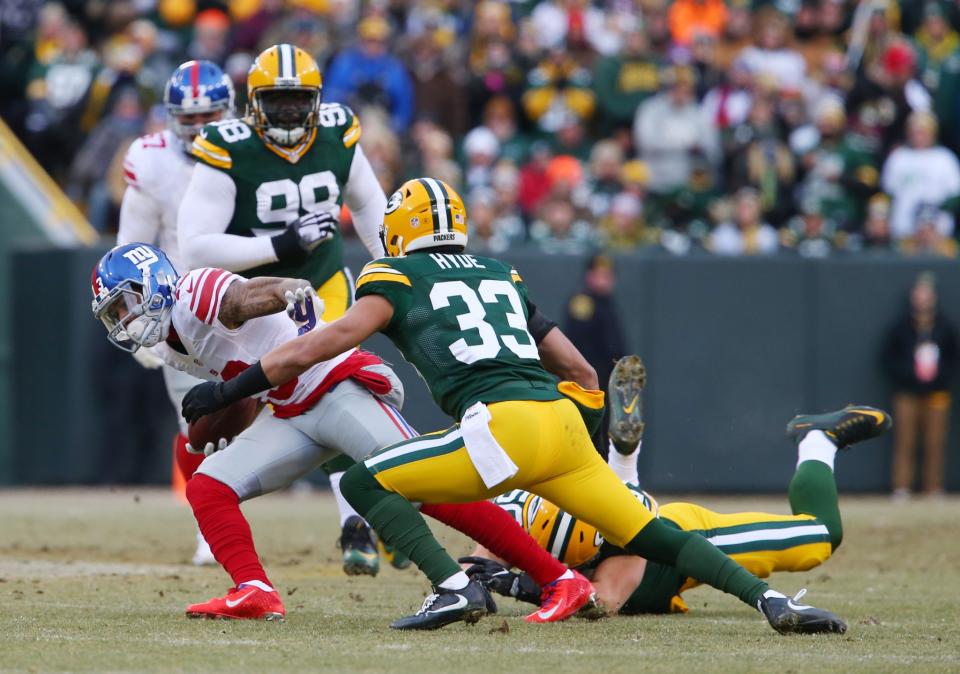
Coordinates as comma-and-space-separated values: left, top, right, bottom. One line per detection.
1, 488, 958, 674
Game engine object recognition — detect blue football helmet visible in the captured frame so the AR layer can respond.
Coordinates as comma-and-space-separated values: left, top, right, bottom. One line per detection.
163, 60, 235, 145
91, 243, 179, 353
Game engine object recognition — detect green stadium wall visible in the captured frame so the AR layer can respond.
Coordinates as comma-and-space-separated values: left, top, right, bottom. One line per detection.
8, 244, 960, 493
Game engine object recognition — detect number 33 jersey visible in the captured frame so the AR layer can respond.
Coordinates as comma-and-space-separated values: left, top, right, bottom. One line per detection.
354, 252, 563, 419
190, 103, 361, 287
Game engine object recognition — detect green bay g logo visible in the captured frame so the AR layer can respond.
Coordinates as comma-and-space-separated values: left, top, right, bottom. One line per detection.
385, 190, 403, 214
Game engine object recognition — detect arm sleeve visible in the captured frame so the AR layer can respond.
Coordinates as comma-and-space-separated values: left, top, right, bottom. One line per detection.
344, 144, 387, 259
177, 162, 279, 272
525, 298, 558, 344
117, 186, 162, 246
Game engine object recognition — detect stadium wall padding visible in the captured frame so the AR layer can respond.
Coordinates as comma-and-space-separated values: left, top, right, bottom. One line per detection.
7, 244, 960, 493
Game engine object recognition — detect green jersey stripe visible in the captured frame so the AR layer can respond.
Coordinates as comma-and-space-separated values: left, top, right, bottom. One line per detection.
711, 534, 831, 556
683, 518, 827, 538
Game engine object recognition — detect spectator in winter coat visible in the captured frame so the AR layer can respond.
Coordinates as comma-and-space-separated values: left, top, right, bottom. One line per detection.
882, 273, 958, 498
323, 16, 415, 133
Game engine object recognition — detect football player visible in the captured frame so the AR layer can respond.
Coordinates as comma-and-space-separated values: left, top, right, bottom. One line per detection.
464, 357, 892, 622
181, 178, 848, 634
91, 243, 594, 621
117, 59, 234, 566
176, 43, 391, 575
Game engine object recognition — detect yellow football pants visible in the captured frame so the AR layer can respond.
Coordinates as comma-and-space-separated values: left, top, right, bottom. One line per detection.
364, 398, 656, 548
316, 269, 352, 322
660, 502, 834, 597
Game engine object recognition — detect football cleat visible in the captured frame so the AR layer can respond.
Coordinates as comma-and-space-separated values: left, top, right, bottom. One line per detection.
608, 355, 646, 455
377, 539, 412, 570
340, 515, 380, 576
191, 531, 217, 566
525, 570, 597, 624
185, 583, 285, 621
786, 405, 892, 449
389, 580, 491, 630
757, 588, 846, 635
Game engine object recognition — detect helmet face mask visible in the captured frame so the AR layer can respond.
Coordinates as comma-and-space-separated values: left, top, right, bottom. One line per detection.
253, 88, 319, 146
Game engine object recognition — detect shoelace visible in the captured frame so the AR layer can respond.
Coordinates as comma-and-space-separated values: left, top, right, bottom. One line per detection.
415, 592, 441, 616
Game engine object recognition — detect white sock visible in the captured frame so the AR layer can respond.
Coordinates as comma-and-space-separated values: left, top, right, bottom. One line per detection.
238, 579, 274, 593
438, 571, 470, 590
608, 440, 641, 483
797, 430, 837, 471
329, 472, 363, 527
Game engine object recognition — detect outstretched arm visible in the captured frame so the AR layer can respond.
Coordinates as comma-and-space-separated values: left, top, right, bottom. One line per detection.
217, 276, 312, 329
589, 554, 648, 614
181, 295, 394, 423
537, 327, 598, 390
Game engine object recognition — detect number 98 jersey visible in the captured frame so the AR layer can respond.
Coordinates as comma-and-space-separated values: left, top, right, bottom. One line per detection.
190, 103, 361, 286
354, 252, 565, 420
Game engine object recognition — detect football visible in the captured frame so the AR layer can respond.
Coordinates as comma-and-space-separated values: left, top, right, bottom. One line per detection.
187, 397, 261, 449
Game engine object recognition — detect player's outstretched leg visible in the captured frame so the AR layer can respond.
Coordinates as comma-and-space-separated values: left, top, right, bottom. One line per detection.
327, 458, 381, 576
340, 463, 492, 630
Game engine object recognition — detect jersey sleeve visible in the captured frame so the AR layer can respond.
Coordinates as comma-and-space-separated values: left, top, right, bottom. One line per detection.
354, 260, 412, 322
321, 102, 361, 148
190, 123, 234, 171
121, 134, 161, 191
174, 267, 245, 327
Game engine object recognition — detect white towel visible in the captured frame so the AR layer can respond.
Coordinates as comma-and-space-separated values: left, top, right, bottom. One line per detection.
460, 402, 519, 489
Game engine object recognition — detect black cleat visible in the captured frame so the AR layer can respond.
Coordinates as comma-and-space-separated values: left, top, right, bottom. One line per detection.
758, 589, 847, 635
340, 515, 380, 577
786, 405, 892, 449
389, 581, 491, 630
608, 355, 646, 455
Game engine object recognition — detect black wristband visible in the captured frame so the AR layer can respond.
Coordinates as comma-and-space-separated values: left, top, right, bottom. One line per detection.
271, 227, 306, 262
527, 301, 558, 344
220, 361, 273, 404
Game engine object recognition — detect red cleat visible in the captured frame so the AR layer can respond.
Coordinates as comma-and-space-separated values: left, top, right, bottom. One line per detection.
525, 570, 596, 623
185, 582, 285, 621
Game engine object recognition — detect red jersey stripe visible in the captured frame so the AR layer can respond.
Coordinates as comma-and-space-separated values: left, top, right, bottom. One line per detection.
189, 269, 214, 313
205, 272, 235, 324
195, 269, 228, 323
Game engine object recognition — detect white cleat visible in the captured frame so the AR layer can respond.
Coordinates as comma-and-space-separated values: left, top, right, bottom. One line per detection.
192, 531, 217, 566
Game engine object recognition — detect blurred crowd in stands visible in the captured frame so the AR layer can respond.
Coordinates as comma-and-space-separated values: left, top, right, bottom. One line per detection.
6, 0, 960, 257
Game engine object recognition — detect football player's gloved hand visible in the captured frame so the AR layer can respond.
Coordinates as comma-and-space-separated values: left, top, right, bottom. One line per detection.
458, 556, 542, 606
181, 381, 227, 424
131, 345, 165, 370
185, 437, 229, 457
271, 212, 337, 261
284, 287, 325, 335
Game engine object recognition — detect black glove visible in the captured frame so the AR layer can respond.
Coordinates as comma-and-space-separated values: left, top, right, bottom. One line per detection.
458, 556, 542, 606
271, 212, 338, 261
181, 381, 227, 424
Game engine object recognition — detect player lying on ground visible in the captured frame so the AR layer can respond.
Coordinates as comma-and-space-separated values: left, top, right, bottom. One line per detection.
117, 59, 235, 566
178, 44, 392, 576
463, 356, 892, 624
181, 178, 848, 634
91, 243, 589, 621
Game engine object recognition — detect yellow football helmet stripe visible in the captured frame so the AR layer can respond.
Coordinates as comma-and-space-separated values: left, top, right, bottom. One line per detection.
355, 272, 411, 289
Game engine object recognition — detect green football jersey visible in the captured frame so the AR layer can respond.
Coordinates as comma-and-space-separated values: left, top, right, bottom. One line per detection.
353, 252, 564, 419
191, 103, 361, 286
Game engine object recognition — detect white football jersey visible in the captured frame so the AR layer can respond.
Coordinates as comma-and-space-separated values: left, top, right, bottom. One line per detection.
157, 267, 353, 416
117, 129, 194, 272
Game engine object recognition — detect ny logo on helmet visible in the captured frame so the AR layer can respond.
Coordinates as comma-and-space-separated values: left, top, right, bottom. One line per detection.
123, 246, 159, 277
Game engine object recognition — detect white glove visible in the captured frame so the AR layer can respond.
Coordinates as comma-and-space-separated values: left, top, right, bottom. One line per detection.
131, 345, 165, 370
284, 287, 325, 335
185, 437, 229, 457
291, 212, 338, 252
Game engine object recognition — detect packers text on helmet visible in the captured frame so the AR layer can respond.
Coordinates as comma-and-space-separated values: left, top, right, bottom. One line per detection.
247, 43, 322, 147
382, 178, 468, 257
